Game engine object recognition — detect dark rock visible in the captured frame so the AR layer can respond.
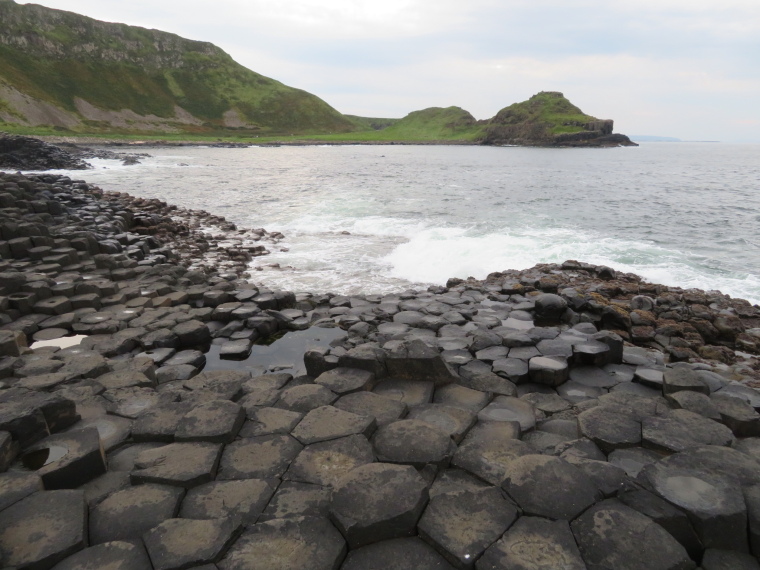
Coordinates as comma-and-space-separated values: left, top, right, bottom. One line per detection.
131, 442, 223, 488
259, 481, 330, 522
175, 400, 245, 444
385, 339, 458, 386
701, 549, 760, 570
0, 489, 87, 569
663, 367, 710, 396
0, 134, 91, 170
314, 367, 377, 395
477, 396, 536, 432
452, 421, 531, 485
50, 541, 152, 570
276, 384, 338, 413
418, 487, 517, 568
642, 409, 734, 453
180, 479, 277, 523
571, 499, 695, 570
284, 434, 375, 487
89, 483, 184, 544
330, 462, 429, 548
218, 516, 346, 570
143, 517, 243, 570
373, 419, 453, 468
218, 435, 302, 480
0, 471, 43, 511
478, 516, 585, 570
406, 404, 475, 443
577, 404, 642, 454
341, 537, 456, 570
291, 405, 376, 445
334, 391, 408, 426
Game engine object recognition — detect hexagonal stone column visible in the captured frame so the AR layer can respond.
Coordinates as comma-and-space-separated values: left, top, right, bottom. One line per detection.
284, 434, 374, 487
373, 419, 454, 468
452, 422, 531, 485
143, 517, 243, 570
501, 455, 602, 520
577, 404, 641, 454
291, 405, 376, 445
0, 490, 87, 569
571, 499, 695, 570
89, 483, 185, 544
51, 541, 152, 570
180, 479, 278, 523
218, 435, 302, 480
315, 367, 377, 395
342, 537, 456, 570
418, 487, 517, 568
218, 516, 346, 570
131, 442, 223, 488
175, 400, 246, 444
642, 410, 734, 453
329, 462, 429, 548
478, 517, 586, 570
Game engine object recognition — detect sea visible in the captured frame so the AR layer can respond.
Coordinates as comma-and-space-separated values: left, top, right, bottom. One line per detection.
41, 142, 760, 305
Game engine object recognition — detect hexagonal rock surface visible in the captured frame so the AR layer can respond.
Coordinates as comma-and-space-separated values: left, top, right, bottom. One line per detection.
175, 400, 246, 444
0, 490, 87, 569
477, 397, 536, 432
330, 462, 429, 548
96, 370, 155, 390
701, 549, 760, 570
89, 483, 184, 544
577, 404, 642, 454
259, 481, 331, 522
642, 409, 734, 453
341, 537, 456, 570
374, 378, 435, 407
334, 391, 408, 426
284, 434, 375, 487
131, 442, 222, 488
275, 384, 338, 413
406, 404, 476, 444
218, 435, 303, 480
143, 517, 243, 570
433, 384, 491, 413
291, 405, 376, 445
51, 540, 152, 570
528, 356, 569, 387
711, 394, 760, 437
242, 407, 302, 437
218, 516, 347, 570
180, 479, 278, 523
18, 426, 106, 489
477, 517, 585, 570
663, 367, 710, 396
418, 487, 517, 568
132, 402, 195, 442
430, 469, 492, 499
384, 339, 458, 386
642, 455, 749, 552
571, 499, 696, 570
315, 367, 376, 395
0, 472, 43, 512
501, 455, 602, 520
452, 422, 531, 486
373, 419, 454, 468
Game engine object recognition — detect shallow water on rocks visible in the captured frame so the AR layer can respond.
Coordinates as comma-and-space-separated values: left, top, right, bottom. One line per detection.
43, 142, 760, 302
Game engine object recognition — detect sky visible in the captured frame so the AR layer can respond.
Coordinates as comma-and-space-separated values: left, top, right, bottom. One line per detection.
17, 0, 760, 141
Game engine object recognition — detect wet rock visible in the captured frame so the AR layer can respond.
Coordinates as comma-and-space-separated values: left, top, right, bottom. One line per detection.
701, 549, 760, 570
502, 454, 601, 519
571, 499, 695, 570
373, 419, 454, 468
276, 384, 338, 413
374, 378, 435, 407
478, 396, 536, 432
180, 478, 277, 523
18, 426, 106, 489
0, 489, 87, 569
218, 435, 302, 480
131, 442, 222, 488
418, 487, 517, 568
643, 453, 749, 552
175, 400, 245, 444
478, 516, 585, 570
284, 434, 375, 487
291, 405, 376, 445
89, 483, 184, 544
50, 540, 152, 570
608, 447, 665, 478
434, 383, 491, 412
218, 516, 346, 570
143, 517, 243, 570
642, 409, 735, 453
259, 481, 330, 522
406, 404, 475, 443
528, 356, 569, 387
338, 345, 388, 377
341, 537, 456, 570
330, 462, 429, 548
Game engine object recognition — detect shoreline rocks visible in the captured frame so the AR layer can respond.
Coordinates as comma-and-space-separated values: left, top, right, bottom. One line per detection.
1, 169, 760, 569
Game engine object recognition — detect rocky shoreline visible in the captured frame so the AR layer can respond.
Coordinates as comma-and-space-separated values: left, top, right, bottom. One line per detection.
1, 169, 760, 569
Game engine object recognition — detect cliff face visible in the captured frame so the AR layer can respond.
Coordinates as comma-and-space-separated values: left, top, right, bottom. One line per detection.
0, 0, 356, 135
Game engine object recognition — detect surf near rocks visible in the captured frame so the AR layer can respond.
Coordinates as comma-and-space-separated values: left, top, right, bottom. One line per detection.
0, 171, 759, 569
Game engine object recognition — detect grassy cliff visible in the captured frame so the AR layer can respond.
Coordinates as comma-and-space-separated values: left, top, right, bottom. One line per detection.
0, 0, 356, 135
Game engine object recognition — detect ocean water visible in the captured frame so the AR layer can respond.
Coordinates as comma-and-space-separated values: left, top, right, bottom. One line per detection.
45, 143, 760, 304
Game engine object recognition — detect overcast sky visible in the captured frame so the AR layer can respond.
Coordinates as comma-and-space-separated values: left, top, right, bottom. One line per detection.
19, 0, 760, 141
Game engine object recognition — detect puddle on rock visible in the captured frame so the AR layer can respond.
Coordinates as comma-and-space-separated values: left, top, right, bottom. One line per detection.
204, 326, 347, 377
21, 444, 69, 470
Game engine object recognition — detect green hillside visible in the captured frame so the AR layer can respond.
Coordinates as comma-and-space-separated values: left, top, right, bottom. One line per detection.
0, 0, 356, 135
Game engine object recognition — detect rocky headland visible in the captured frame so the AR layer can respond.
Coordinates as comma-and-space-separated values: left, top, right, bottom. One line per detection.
0, 169, 759, 569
